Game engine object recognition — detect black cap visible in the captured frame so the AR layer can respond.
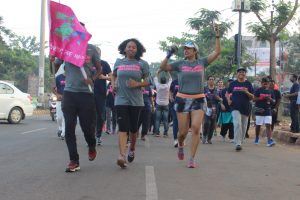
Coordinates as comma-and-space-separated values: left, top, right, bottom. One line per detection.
237, 68, 247, 72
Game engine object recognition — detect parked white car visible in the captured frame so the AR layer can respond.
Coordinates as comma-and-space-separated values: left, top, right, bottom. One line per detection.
0, 81, 33, 124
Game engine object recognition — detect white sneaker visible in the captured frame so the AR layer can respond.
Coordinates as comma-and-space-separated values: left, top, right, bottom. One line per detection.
173, 139, 178, 148
221, 136, 226, 142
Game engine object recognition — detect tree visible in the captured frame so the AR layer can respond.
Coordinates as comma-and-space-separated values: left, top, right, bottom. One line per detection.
248, 0, 299, 80
0, 16, 52, 93
158, 9, 255, 78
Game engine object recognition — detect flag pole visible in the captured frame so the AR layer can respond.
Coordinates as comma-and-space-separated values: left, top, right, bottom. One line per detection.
80, 67, 93, 92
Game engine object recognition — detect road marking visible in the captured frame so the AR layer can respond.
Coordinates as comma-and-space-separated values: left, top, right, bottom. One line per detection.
145, 166, 158, 200
20, 128, 47, 134
145, 137, 150, 148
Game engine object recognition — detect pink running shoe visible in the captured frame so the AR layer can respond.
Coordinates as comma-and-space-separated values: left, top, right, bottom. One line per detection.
187, 158, 196, 168
177, 146, 184, 160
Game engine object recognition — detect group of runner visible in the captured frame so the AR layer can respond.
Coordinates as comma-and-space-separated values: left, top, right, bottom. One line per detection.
51, 23, 279, 172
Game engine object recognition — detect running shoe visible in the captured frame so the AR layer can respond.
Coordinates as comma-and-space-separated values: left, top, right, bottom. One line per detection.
97, 137, 102, 146
65, 161, 80, 173
235, 145, 242, 151
141, 136, 146, 141
88, 148, 97, 161
57, 130, 62, 137
266, 139, 276, 147
221, 136, 226, 142
60, 136, 65, 140
207, 140, 212, 144
187, 158, 196, 168
127, 150, 135, 163
202, 136, 207, 144
254, 137, 260, 145
177, 146, 184, 160
173, 139, 178, 148
117, 155, 127, 169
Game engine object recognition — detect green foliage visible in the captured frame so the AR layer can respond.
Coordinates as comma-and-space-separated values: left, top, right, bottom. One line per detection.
158, 9, 251, 79
0, 16, 52, 93
285, 32, 300, 74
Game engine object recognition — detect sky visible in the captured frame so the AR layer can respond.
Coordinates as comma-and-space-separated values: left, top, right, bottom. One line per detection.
0, 0, 278, 66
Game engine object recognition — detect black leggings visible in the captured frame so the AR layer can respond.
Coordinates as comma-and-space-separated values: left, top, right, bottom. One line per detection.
115, 105, 143, 133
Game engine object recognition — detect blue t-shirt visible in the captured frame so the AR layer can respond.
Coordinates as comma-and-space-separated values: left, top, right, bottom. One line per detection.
93, 60, 111, 95
228, 80, 254, 116
142, 86, 152, 110
254, 87, 275, 116
289, 83, 299, 101
55, 74, 66, 95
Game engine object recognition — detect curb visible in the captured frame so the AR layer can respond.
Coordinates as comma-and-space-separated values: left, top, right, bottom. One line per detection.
33, 109, 50, 116
273, 130, 300, 145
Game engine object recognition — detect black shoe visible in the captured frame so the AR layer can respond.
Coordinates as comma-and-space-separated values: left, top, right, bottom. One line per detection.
127, 150, 135, 163
235, 145, 242, 151
57, 130, 62, 137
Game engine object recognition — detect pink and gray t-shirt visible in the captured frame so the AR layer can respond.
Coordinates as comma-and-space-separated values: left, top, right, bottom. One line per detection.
170, 58, 208, 94
113, 58, 150, 106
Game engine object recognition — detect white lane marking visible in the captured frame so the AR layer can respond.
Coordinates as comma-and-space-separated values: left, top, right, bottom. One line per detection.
20, 128, 47, 134
145, 137, 150, 148
145, 166, 158, 200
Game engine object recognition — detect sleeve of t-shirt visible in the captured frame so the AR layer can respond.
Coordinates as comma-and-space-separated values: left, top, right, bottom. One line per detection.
201, 57, 209, 67
91, 46, 101, 67
141, 60, 150, 82
228, 82, 233, 94
248, 81, 254, 94
254, 89, 260, 97
113, 59, 120, 76
295, 84, 300, 93
170, 60, 181, 72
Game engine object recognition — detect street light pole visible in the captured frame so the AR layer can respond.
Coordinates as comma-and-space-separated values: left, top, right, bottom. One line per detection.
237, 5, 243, 68
38, 0, 46, 106
232, 0, 250, 68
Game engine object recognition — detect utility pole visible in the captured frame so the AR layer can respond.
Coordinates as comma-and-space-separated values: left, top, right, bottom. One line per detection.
38, 0, 46, 107
232, 0, 251, 68
269, 0, 275, 77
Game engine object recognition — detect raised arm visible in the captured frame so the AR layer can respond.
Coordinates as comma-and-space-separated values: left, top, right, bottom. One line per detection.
160, 46, 177, 71
207, 24, 221, 64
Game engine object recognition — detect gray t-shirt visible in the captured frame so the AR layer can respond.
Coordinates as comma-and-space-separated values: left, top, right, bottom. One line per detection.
55, 44, 101, 93
170, 58, 208, 94
113, 58, 150, 106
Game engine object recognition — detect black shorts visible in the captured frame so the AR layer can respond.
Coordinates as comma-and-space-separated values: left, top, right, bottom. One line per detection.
115, 105, 143, 133
174, 97, 206, 113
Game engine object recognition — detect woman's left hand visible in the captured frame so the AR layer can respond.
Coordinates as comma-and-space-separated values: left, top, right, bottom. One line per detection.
127, 78, 140, 88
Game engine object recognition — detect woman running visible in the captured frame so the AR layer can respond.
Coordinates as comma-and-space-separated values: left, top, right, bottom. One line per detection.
159, 25, 220, 168
111, 38, 150, 168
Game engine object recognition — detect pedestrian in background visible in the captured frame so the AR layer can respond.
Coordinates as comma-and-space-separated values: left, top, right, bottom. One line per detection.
253, 77, 276, 147
93, 47, 112, 145
226, 68, 254, 151
284, 74, 299, 133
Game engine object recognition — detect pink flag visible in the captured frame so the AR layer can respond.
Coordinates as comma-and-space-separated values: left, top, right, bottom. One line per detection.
48, 1, 92, 67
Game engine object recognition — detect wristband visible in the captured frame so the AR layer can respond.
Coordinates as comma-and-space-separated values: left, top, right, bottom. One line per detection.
166, 51, 173, 59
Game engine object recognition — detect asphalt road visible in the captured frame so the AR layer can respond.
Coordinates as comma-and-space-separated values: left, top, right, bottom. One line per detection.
0, 115, 299, 200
